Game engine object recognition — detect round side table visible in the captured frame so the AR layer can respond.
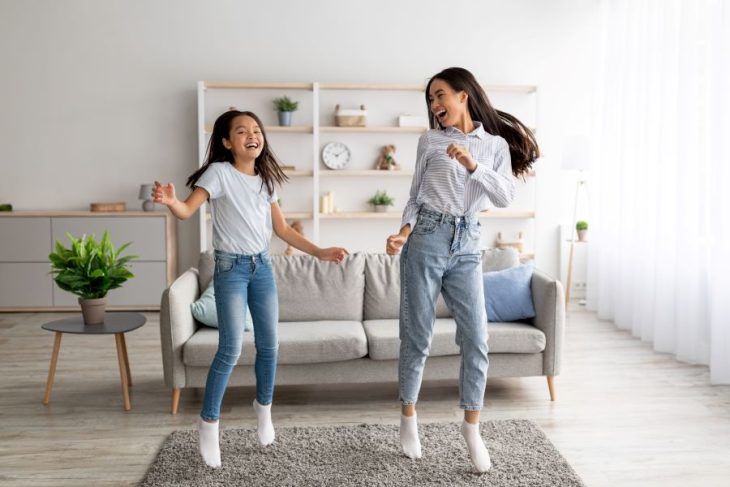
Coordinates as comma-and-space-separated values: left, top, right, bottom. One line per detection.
41, 312, 146, 411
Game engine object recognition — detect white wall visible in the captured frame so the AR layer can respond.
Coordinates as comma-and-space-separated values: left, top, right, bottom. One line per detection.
0, 0, 598, 277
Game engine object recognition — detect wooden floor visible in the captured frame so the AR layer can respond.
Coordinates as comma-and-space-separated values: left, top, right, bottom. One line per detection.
1, 306, 729, 486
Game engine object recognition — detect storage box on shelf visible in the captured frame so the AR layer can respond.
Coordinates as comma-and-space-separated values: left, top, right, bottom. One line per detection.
197, 81, 537, 258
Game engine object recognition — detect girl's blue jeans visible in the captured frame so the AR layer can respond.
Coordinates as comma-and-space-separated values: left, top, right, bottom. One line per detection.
200, 249, 279, 421
399, 207, 489, 411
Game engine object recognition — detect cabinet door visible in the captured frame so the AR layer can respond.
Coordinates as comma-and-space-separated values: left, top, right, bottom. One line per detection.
0, 263, 54, 306
52, 262, 167, 307
51, 217, 166, 261
0, 218, 51, 261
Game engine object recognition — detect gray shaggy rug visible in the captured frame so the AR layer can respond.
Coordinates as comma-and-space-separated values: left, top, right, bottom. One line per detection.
140, 420, 584, 486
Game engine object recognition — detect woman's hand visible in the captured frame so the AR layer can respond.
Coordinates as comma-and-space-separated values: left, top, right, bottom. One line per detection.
316, 247, 349, 264
386, 234, 407, 255
153, 181, 177, 206
446, 144, 477, 172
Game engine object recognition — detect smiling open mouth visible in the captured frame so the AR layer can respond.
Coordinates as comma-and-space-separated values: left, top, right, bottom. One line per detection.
245, 142, 259, 149
436, 109, 447, 121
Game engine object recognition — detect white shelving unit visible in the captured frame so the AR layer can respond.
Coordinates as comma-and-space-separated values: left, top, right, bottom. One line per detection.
197, 81, 538, 258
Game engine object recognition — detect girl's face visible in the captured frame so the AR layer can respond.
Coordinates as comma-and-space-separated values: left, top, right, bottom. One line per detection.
428, 78, 468, 128
223, 115, 265, 160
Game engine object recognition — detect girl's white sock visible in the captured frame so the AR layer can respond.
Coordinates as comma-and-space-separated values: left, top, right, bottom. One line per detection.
253, 399, 275, 446
400, 413, 422, 459
461, 420, 491, 472
198, 418, 221, 468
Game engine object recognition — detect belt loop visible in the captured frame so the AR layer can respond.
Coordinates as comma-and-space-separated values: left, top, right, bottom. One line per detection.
440, 212, 446, 224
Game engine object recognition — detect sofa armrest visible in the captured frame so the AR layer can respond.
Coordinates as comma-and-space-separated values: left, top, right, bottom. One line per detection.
531, 270, 566, 376
159, 267, 200, 389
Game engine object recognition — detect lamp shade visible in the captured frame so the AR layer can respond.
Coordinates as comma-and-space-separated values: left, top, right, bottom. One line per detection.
561, 135, 592, 171
138, 184, 154, 200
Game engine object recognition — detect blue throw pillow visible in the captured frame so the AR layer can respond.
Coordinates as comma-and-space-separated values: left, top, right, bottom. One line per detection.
483, 263, 536, 322
191, 283, 253, 331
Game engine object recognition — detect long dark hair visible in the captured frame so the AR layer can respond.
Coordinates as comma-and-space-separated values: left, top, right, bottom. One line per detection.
187, 110, 288, 195
426, 67, 539, 177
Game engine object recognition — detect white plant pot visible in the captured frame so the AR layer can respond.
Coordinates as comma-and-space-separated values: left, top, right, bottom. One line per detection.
373, 205, 390, 213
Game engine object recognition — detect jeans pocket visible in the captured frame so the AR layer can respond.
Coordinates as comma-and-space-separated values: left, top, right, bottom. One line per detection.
215, 255, 236, 273
467, 221, 482, 240
412, 216, 437, 235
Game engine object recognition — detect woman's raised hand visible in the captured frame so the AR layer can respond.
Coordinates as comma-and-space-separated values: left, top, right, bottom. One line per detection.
386, 234, 407, 255
446, 143, 477, 171
153, 181, 177, 206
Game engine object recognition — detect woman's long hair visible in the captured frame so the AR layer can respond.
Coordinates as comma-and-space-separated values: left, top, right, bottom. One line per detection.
187, 110, 288, 195
426, 67, 539, 177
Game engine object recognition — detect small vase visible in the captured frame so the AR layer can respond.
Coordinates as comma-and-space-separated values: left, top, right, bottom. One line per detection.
577, 230, 588, 242
278, 111, 292, 127
373, 205, 389, 213
79, 297, 107, 325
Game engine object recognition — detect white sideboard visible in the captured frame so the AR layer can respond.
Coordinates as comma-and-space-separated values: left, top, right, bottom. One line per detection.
0, 211, 176, 311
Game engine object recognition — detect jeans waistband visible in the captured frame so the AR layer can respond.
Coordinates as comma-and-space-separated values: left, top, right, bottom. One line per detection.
418, 207, 477, 225
214, 249, 270, 262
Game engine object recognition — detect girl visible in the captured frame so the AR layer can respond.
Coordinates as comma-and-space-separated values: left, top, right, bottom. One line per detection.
154, 109, 348, 468
386, 67, 538, 472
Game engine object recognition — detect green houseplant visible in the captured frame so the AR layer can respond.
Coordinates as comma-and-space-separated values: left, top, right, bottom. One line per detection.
272, 95, 299, 127
49, 231, 137, 324
576, 220, 589, 241
368, 190, 395, 213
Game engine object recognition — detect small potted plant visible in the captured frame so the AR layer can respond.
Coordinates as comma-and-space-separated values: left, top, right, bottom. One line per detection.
576, 220, 589, 242
49, 231, 137, 325
273, 95, 299, 127
368, 190, 395, 213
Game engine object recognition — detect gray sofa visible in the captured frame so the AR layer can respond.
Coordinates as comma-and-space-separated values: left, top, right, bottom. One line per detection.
160, 249, 565, 414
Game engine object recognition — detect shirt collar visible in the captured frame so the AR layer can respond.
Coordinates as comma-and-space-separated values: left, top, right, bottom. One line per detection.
444, 121, 488, 140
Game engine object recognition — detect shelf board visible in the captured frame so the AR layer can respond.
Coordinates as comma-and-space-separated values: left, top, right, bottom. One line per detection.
319, 126, 426, 133
318, 83, 536, 94
207, 212, 313, 220
479, 210, 535, 219
320, 212, 402, 219
203, 125, 312, 134
319, 170, 414, 177
520, 253, 535, 260
204, 81, 313, 90
283, 169, 313, 177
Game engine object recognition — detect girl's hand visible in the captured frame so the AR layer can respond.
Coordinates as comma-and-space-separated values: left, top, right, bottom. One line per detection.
317, 247, 349, 264
386, 234, 407, 255
153, 181, 177, 206
446, 144, 477, 171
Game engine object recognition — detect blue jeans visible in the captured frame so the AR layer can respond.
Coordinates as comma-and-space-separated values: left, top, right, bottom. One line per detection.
200, 249, 279, 421
399, 207, 489, 411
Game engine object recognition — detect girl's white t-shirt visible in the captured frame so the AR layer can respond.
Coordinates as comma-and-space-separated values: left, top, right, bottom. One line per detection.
195, 162, 278, 255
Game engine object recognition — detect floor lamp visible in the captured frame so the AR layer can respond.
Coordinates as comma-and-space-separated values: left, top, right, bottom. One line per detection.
562, 136, 592, 308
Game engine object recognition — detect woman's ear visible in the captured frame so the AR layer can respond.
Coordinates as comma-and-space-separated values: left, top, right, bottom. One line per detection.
222, 138, 232, 150
459, 91, 468, 104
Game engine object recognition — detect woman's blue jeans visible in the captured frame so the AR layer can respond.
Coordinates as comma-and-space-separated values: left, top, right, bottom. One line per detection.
200, 250, 279, 421
399, 207, 489, 411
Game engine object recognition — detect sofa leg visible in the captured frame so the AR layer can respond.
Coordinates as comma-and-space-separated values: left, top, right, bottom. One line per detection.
171, 388, 181, 415
546, 376, 556, 401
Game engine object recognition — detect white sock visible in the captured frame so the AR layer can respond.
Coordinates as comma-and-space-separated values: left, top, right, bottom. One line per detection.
253, 399, 275, 446
461, 421, 491, 472
198, 418, 221, 468
400, 413, 422, 459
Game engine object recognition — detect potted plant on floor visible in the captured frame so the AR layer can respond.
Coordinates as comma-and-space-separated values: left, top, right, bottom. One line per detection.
273, 95, 299, 127
576, 220, 589, 242
368, 190, 395, 213
49, 231, 137, 325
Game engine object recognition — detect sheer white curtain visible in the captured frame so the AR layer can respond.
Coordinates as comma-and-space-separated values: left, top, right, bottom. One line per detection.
587, 0, 730, 384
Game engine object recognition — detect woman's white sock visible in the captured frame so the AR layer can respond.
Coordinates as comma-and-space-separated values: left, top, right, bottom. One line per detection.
198, 418, 221, 468
400, 413, 422, 459
461, 420, 491, 472
253, 399, 275, 446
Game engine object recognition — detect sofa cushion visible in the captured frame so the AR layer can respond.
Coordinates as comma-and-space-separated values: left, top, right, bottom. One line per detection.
198, 252, 365, 322
273, 254, 365, 322
484, 263, 536, 322
363, 248, 521, 321
362, 319, 546, 360
183, 321, 368, 366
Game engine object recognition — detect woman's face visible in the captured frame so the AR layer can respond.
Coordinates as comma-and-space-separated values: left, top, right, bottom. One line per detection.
223, 115, 265, 159
428, 78, 468, 128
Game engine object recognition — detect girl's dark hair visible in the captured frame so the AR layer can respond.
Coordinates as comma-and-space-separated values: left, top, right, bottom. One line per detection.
426, 67, 540, 177
187, 110, 288, 195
